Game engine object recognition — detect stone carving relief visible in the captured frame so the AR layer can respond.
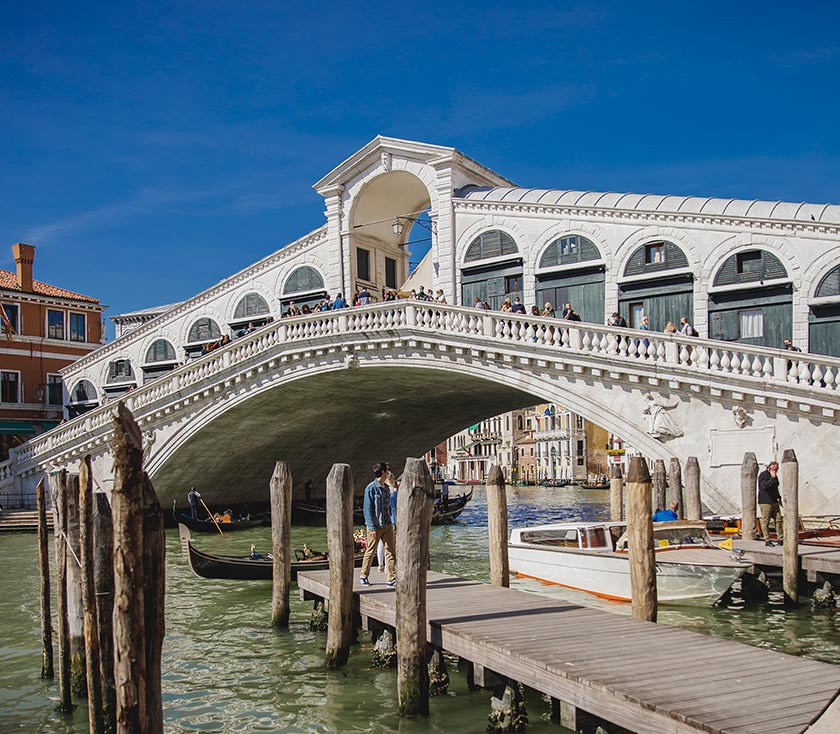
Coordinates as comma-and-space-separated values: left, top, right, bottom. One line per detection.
731, 405, 749, 429
643, 394, 683, 441
380, 151, 392, 172
344, 350, 359, 370
143, 430, 157, 463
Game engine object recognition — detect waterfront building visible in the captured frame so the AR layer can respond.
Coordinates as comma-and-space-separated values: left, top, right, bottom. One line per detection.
0, 243, 104, 462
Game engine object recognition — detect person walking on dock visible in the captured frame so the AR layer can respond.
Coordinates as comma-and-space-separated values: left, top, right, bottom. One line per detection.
758, 461, 783, 544
360, 462, 396, 587
187, 487, 202, 518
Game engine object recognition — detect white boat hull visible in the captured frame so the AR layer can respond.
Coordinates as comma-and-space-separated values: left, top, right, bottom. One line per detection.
508, 544, 746, 606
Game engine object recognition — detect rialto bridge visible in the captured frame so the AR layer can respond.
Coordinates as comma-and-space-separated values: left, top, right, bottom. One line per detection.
2, 301, 840, 515
3, 136, 840, 513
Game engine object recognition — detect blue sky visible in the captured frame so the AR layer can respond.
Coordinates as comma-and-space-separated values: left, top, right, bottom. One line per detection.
2, 1, 839, 335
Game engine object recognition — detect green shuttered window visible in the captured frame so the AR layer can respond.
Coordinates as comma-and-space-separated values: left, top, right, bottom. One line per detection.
283, 266, 324, 295
539, 235, 601, 269
623, 241, 688, 277
713, 250, 788, 287
465, 230, 519, 262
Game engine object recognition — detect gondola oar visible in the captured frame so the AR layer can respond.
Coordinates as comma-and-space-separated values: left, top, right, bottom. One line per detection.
201, 498, 224, 536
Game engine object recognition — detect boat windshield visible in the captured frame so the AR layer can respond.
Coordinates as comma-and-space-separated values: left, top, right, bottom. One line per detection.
652, 525, 707, 547
519, 528, 579, 547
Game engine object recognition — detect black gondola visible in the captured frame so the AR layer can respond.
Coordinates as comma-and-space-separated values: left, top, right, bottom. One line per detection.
178, 524, 363, 581
173, 502, 268, 532
579, 482, 609, 490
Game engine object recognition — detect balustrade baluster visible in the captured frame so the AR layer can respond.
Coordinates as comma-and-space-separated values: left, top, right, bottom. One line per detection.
720, 351, 731, 373
730, 352, 740, 374
582, 332, 592, 351
655, 341, 665, 362
618, 335, 629, 358
788, 361, 800, 383
825, 367, 836, 390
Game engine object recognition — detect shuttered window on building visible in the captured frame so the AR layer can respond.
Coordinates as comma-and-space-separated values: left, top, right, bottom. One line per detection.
809, 266, 840, 357
187, 318, 221, 344
106, 359, 135, 384
816, 265, 840, 299
464, 230, 519, 263
539, 235, 601, 269
283, 266, 324, 295
623, 241, 688, 277
145, 339, 177, 364
70, 380, 97, 403
461, 260, 523, 310
234, 293, 270, 320
713, 250, 788, 287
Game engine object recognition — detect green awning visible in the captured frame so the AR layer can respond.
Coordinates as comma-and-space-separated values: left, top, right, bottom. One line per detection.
0, 421, 37, 435
468, 423, 481, 431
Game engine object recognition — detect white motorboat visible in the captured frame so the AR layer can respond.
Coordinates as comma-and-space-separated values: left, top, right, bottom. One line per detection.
508, 520, 752, 606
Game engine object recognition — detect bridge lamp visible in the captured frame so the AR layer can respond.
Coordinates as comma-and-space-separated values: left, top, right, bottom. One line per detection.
392, 218, 405, 236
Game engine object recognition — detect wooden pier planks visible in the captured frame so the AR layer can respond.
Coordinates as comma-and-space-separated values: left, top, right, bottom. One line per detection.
734, 539, 840, 576
297, 569, 840, 734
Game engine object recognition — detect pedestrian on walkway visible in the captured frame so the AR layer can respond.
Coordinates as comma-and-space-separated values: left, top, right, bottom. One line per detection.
360, 462, 396, 587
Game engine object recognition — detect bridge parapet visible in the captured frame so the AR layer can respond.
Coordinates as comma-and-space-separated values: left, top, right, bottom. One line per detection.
2, 301, 839, 501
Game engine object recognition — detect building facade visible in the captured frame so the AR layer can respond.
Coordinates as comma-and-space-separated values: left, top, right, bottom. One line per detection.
0, 243, 105, 462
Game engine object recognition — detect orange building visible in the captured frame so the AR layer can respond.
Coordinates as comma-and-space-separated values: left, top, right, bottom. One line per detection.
0, 243, 105, 460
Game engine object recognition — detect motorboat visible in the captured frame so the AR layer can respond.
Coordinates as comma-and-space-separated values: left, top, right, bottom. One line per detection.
508, 520, 752, 606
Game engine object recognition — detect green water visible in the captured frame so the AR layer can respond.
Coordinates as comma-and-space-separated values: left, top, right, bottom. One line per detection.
2, 485, 840, 733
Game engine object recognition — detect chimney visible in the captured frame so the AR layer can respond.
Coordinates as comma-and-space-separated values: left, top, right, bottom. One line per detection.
12, 243, 35, 292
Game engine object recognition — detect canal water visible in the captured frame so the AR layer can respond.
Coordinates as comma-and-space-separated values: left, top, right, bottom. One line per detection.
2, 485, 840, 733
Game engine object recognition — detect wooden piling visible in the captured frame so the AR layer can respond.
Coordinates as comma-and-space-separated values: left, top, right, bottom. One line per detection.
324, 463, 355, 668
668, 458, 683, 517
609, 464, 624, 521
142, 472, 165, 734
66, 474, 87, 697
270, 461, 293, 628
36, 477, 54, 679
396, 457, 436, 717
652, 459, 667, 511
79, 456, 104, 734
781, 449, 799, 606
52, 470, 73, 713
684, 457, 702, 521
93, 491, 116, 732
111, 402, 149, 734
741, 452, 759, 541
627, 457, 657, 623
486, 464, 509, 587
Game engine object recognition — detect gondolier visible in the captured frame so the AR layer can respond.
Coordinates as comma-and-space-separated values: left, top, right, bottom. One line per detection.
188, 487, 202, 518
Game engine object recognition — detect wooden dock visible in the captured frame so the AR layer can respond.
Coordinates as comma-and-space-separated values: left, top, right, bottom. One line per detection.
734, 540, 840, 579
298, 569, 840, 734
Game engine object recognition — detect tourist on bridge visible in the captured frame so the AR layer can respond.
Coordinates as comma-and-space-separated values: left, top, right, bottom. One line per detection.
500, 297, 513, 313
332, 293, 347, 309
435, 289, 446, 304
565, 306, 582, 322
608, 311, 628, 328
664, 320, 677, 334
758, 461, 783, 545
187, 487, 202, 518
541, 302, 555, 317
360, 462, 396, 587
359, 287, 371, 305
474, 297, 487, 310
679, 316, 696, 336
512, 296, 526, 314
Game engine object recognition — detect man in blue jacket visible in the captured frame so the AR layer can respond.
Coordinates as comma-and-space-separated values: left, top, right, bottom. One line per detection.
360, 462, 396, 587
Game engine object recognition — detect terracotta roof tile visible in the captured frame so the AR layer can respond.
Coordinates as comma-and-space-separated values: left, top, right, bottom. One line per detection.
0, 269, 100, 304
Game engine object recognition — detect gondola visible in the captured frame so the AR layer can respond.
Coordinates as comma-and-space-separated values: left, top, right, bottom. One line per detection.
578, 482, 609, 490
540, 479, 571, 487
173, 501, 268, 532
178, 524, 363, 581
432, 489, 473, 524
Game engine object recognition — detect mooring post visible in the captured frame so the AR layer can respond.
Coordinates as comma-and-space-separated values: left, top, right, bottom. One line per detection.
609, 464, 624, 521
36, 477, 54, 679
93, 491, 116, 732
486, 464, 509, 587
684, 457, 702, 521
781, 449, 799, 607
428, 648, 450, 696
66, 474, 87, 697
111, 402, 148, 733
652, 458, 667, 512
741, 452, 759, 541
270, 461, 293, 628
52, 469, 73, 713
79, 457, 104, 734
627, 456, 657, 622
325, 463, 355, 667
668, 457, 683, 517
396, 457, 435, 717
142, 471, 165, 734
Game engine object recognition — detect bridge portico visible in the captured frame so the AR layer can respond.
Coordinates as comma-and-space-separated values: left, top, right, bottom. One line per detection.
4, 301, 840, 515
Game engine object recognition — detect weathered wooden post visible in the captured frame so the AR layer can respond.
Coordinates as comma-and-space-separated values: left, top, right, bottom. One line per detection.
486, 464, 509, 587
741, 452, 759, 541
609, 464, 624, 521
142, 472, 165, 734
780, 449, 799, 606
652, 458, 667, 511
270, 461, 293, 628
396, 457, 435, 717
627, 456, 657, 622
111, 402, 164, 734
684, 457, 702, 521
36, 477, 54, 679
52, 470, 73, 713
93, 492, 116, 732
79, 456, 104, 734
66, 474, 87, 697
668, 458, 683, 517
325, 463, 355, 667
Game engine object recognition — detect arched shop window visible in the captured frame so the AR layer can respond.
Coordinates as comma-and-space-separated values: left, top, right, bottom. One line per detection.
619, 241, 692, 331
713, 250, 787, 287
537, 235, 604, 324
103, 358, 136, 398
809, 264, 840, 358
461, 230, 522, 309
464, 230, 518, 263
232, 293, 270, 330
281, 266, 327, 312
67, 379, 98, 419
815, 264, 840, 299
187, 318, 221, 344
142, 339, 178, 383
